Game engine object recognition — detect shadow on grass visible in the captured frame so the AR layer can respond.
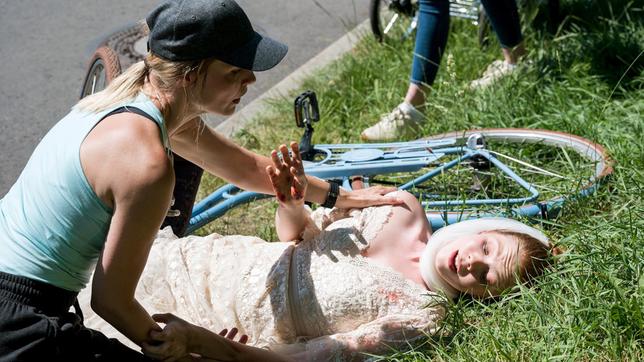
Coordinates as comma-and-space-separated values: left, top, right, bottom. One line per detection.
552, 0, 643, 91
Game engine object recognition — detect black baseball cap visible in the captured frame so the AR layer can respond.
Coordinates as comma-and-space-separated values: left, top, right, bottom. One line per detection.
146, 0, 288, 71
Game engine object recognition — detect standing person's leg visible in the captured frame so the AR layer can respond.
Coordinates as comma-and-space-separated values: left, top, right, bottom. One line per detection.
362, 0, 450, 141
406, 0, 451, 107
482, 0, 525, 63
470, 0, 526, 88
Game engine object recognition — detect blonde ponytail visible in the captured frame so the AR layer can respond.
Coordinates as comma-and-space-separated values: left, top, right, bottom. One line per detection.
76, 61, 148, 113
76, 52, 211, 115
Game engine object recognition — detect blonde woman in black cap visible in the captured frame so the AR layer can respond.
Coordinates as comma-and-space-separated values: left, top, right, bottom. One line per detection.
0, 0, 401, 360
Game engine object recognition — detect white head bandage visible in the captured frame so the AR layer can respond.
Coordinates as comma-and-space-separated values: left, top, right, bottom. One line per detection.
419, 217, 549, 298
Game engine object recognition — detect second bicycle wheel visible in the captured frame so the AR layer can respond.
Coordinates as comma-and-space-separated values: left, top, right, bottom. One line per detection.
79, 46, 122, 99
370, 0, 418, 42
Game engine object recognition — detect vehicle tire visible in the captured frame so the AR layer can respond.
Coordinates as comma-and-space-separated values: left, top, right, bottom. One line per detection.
79, 46, 121, 99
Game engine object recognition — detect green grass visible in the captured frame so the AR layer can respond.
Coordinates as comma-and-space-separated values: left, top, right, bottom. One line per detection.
196, 0, 643, 359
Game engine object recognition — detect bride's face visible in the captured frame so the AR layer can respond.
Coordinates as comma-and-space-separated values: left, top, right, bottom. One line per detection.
435, 231, 520, 298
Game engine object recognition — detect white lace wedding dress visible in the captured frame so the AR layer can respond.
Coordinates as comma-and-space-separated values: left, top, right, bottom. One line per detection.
80, 206, 445, 361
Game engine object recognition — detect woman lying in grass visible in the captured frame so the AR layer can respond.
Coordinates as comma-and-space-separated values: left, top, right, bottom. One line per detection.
82, 142, 559, 361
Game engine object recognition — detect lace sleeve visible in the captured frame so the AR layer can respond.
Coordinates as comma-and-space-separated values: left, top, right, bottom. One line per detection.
270, 306, 445, 362
302, 206, 354, 242
304, 205, 393, 246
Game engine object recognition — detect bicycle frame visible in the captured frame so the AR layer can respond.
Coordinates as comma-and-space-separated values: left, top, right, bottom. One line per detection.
451, 0, 480, 21
188, 138, 546, 234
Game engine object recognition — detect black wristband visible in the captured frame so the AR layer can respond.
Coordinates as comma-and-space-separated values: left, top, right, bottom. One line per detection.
321, 181, 340, 208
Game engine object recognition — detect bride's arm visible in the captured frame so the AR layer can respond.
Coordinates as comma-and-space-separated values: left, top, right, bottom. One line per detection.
266, 143, 313, 242
271, 308, 445, 361
274, 203, 313, 242
188, 323, 292, 362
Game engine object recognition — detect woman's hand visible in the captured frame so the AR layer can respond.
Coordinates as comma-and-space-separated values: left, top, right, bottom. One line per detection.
142, 313, 192, 361
336, 185, 403, 209
266, 142, 308, 209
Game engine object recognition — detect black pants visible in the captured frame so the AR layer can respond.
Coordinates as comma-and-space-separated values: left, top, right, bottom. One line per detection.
0, 272, 153, 362
161, 153, 204, 237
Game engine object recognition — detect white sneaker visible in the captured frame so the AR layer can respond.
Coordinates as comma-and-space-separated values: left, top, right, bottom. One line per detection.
361, 102, 424, 141
469, 60, 518, 89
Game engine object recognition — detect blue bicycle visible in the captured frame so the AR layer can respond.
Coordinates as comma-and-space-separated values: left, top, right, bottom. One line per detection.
186, 91, 612, 234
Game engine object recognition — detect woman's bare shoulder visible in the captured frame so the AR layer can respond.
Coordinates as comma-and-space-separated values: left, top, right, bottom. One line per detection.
81, 112, 174, 206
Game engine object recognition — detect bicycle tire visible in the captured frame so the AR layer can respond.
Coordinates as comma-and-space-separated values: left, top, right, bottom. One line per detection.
369, 0, 416, 42
417, 128, 612, 227
369, 0, 386, 42
79, 46, 121, 99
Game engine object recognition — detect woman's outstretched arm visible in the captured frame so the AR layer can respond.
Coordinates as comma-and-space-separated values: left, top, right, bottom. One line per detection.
170, 119, 403, 209
142, 313, 292, 362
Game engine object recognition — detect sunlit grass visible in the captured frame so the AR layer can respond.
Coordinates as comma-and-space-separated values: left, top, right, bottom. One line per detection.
196, 0, 643, 359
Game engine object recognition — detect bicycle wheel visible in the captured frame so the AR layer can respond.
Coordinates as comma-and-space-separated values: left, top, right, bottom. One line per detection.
428, 128, 612, 226
370, 0, 417, 42
365, 128, 612, 228
79, 46, 121, 99
101, 21, 149, 70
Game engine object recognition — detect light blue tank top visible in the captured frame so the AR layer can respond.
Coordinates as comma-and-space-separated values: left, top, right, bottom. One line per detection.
0, 93, 169, 292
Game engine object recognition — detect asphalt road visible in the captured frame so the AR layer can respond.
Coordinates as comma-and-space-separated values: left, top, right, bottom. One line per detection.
0, 0, 368, 195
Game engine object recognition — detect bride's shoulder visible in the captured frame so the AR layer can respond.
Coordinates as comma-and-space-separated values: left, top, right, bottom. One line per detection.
309, 205, 394, 231
300, 205, 395, 254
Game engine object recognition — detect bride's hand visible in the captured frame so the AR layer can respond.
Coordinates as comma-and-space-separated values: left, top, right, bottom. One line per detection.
337, 186, 404, 209
266, 141, 308, 208
218, 327, 249, 344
